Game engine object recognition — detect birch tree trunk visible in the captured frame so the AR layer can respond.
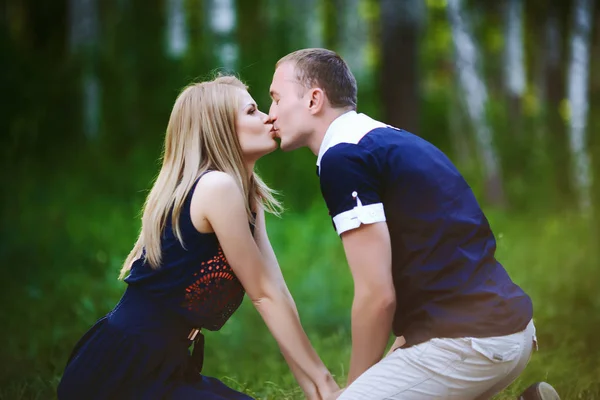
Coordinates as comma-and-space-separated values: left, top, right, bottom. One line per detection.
69, 0, 100, 140
205, 0, 238, 71
339, 0, 370, 83
447, 0, 505, 205
503, 0, 525, 137
566, 0, 594, 211
166, 0, 188, 59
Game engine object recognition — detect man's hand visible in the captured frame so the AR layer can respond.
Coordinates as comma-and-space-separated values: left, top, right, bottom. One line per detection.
386, 335, 406, 357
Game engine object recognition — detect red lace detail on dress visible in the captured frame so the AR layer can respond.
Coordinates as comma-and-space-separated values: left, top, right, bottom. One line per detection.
182, 247, 245, 330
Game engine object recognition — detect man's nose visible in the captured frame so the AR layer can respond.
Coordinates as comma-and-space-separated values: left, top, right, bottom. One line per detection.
265, 112, 276, 125
267, 103, 277, 123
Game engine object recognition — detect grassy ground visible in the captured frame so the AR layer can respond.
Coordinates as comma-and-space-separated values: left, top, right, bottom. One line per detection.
1, 162, 599, 399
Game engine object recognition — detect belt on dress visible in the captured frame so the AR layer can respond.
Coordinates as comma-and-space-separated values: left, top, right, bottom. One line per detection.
188, 328, 205, 373
188, 328, 200, 340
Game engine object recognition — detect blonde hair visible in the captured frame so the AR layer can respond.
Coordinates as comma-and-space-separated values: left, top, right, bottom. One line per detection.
119, 75, 281, 279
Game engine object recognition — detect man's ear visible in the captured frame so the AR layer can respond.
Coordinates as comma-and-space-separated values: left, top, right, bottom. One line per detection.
308, 88, 326, 115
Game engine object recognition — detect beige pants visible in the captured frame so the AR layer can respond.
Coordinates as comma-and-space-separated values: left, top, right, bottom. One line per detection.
338, 320, 536, 400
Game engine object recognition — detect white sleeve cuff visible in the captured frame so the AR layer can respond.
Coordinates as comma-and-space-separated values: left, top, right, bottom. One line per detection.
332, 203, 386, 235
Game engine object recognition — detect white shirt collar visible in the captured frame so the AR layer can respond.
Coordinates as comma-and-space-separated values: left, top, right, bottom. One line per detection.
316, 110, 387, 171
316, 110, 358, 169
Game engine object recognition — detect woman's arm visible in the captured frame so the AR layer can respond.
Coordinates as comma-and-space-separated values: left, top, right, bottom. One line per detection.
253, 203, 339, 399
192, 172, 338, 399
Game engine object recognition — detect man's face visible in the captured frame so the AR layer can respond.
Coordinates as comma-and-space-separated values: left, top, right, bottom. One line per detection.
268, 62, 312, 151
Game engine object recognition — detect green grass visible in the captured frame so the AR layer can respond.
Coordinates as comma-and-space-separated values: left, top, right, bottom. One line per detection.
1, 161, 599, 399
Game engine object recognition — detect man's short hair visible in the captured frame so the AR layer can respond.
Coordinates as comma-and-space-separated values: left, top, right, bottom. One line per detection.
277, 48, 357, 110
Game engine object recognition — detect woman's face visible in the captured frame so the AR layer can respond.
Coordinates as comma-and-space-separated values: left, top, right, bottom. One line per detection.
236, 89, 278, 163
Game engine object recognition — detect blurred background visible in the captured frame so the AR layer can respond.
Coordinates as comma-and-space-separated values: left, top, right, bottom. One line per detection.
1, 0, 599, 399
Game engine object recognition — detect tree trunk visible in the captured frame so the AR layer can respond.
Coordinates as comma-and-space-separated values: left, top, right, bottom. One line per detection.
205, 0, 238, 71
236, 0, 267, 94
448, 80, 473, 167
379, 0, 424, 134
547, 3, 573, 209
69, 0, 100, 140
503, 0, 525, 137
566, 0, 594, 211
447, 0, 505, 206
166, 0, 188, 59
339, 0, 369, 83
592, 2, 600, 249
286, 0, 323, 49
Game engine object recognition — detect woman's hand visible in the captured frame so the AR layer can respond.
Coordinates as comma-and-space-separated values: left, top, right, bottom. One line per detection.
306, 392, 321, 400
303, 383, 320, 400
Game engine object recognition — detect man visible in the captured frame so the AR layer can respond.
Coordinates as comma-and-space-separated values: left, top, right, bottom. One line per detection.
268, 48, 559, 400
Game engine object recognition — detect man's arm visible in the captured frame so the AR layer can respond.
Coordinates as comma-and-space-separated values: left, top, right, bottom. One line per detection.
340, 221, 396, 385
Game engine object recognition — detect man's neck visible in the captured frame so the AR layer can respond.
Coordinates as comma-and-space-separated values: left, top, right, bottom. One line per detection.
307, 107, 354, 156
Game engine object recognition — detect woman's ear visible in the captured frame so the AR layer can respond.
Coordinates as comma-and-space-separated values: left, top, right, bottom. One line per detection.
308, 88, 326, 115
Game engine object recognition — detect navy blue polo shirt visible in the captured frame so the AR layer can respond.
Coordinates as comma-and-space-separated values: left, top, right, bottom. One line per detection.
317, 111, 533, 347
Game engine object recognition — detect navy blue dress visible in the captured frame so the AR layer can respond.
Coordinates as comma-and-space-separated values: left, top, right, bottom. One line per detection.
58, 174, 255, 400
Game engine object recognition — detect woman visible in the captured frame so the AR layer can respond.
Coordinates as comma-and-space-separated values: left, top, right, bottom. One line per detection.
58, 76, 339, 400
